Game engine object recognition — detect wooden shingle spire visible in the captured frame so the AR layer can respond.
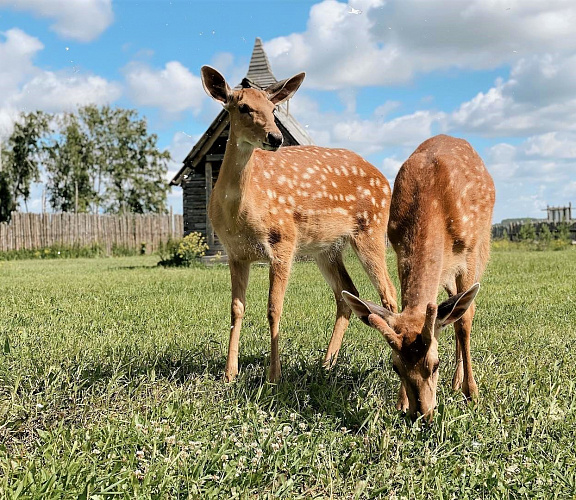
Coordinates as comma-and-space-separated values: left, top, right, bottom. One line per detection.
244, 37, 277, 88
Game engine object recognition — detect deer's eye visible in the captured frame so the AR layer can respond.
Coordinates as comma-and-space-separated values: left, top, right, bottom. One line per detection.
238, 104, 250, 114
432, 361, 440, 374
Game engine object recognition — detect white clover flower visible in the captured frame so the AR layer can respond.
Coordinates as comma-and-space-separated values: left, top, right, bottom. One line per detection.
165, 435, 176, 445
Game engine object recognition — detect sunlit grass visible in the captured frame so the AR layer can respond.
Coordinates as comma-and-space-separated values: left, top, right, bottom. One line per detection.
1, 250, 575, 497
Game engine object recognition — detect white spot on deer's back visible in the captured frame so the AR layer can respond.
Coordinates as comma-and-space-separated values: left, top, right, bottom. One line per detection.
264, 171, 271, 179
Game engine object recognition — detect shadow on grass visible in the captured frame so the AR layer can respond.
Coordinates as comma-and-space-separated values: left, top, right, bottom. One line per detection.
10, 345, 399, 436
111, 348, 399, 432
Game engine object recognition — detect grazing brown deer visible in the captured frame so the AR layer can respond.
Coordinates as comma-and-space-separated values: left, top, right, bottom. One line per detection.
201, 66, 397, 382
343, 134, 495, 421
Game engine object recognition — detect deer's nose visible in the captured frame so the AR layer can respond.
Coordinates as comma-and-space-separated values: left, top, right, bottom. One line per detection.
266, 132, 283, 149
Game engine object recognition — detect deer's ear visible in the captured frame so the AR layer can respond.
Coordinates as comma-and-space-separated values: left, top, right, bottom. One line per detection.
265, 73, 305, 105
342, 291, 395, 326
342, 291, 402, 350
436, 283, 480, 328
201, 66, 231, 104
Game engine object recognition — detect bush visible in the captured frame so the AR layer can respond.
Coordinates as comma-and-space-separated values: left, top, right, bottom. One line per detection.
158, 232, 209, 267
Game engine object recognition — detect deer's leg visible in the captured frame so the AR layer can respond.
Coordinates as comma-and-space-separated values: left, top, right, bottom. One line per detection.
316, 251, 358, 368
351, 231, 398, 313
225, 260, 250, 382
267, 252, 294, 383
455, 274, 478, 400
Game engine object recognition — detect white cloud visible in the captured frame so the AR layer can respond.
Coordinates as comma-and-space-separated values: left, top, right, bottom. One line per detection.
288, 92, 444, 156
264, 0, 576, 89
0, 0, 113, 42
0, 29, 120, 139
523, 132, 576, 159
449, 54, 576, 137
0, 29, 43, 96
123, 61, 205, 115
13, 72, 121, 113
484, 137, 576, 220
381, 156, 403, 178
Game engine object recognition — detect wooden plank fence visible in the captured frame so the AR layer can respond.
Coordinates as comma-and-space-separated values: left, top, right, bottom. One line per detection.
0, 212, 183, 254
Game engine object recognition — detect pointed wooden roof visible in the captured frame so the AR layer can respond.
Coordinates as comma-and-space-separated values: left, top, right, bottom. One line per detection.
170, 38, 313, 186
244, 37, 277, 88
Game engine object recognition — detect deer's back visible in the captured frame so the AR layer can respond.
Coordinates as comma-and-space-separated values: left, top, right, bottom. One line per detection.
389, 135, 495, 251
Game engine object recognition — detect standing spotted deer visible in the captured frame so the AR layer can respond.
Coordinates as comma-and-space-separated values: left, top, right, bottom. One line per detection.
343, 135, 495, 421
201, 66, 397, 382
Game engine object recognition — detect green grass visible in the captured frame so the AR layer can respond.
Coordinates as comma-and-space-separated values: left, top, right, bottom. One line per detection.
1, 250, 575, 498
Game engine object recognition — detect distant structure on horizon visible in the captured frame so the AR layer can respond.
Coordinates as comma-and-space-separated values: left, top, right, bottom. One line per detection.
544, 202, 572, 223
493, 201, 575, 241
170, 38, 313, 255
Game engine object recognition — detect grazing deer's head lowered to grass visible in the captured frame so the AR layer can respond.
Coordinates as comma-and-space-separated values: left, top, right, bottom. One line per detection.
200, 66, 397, 383
343, 134, 495, 422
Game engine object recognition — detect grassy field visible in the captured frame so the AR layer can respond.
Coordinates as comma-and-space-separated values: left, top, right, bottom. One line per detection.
1, 249, 575, 498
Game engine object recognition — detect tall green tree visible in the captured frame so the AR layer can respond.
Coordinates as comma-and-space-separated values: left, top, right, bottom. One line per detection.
77, 105, 171, 214
0, 112, 50, 221
45, 113, 94, 212
0, 146, 14, 222
2, 106, 170, 218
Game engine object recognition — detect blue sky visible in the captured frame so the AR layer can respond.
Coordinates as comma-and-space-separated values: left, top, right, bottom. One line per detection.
1, 0, 576, 222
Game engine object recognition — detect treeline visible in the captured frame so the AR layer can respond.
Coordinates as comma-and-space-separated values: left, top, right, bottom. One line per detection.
0, 106, 171, 222
492, 220, 574, 251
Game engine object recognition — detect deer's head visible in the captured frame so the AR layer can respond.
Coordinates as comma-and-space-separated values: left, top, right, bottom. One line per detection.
201, 66, 305, 152
342, 284, 479, 422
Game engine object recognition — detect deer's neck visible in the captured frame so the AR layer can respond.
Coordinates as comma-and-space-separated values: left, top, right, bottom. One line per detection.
397, 226, 445, 313
215, 131, 256, 206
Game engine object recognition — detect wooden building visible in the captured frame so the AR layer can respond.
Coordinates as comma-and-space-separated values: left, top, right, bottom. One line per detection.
170, 38, 314, 255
